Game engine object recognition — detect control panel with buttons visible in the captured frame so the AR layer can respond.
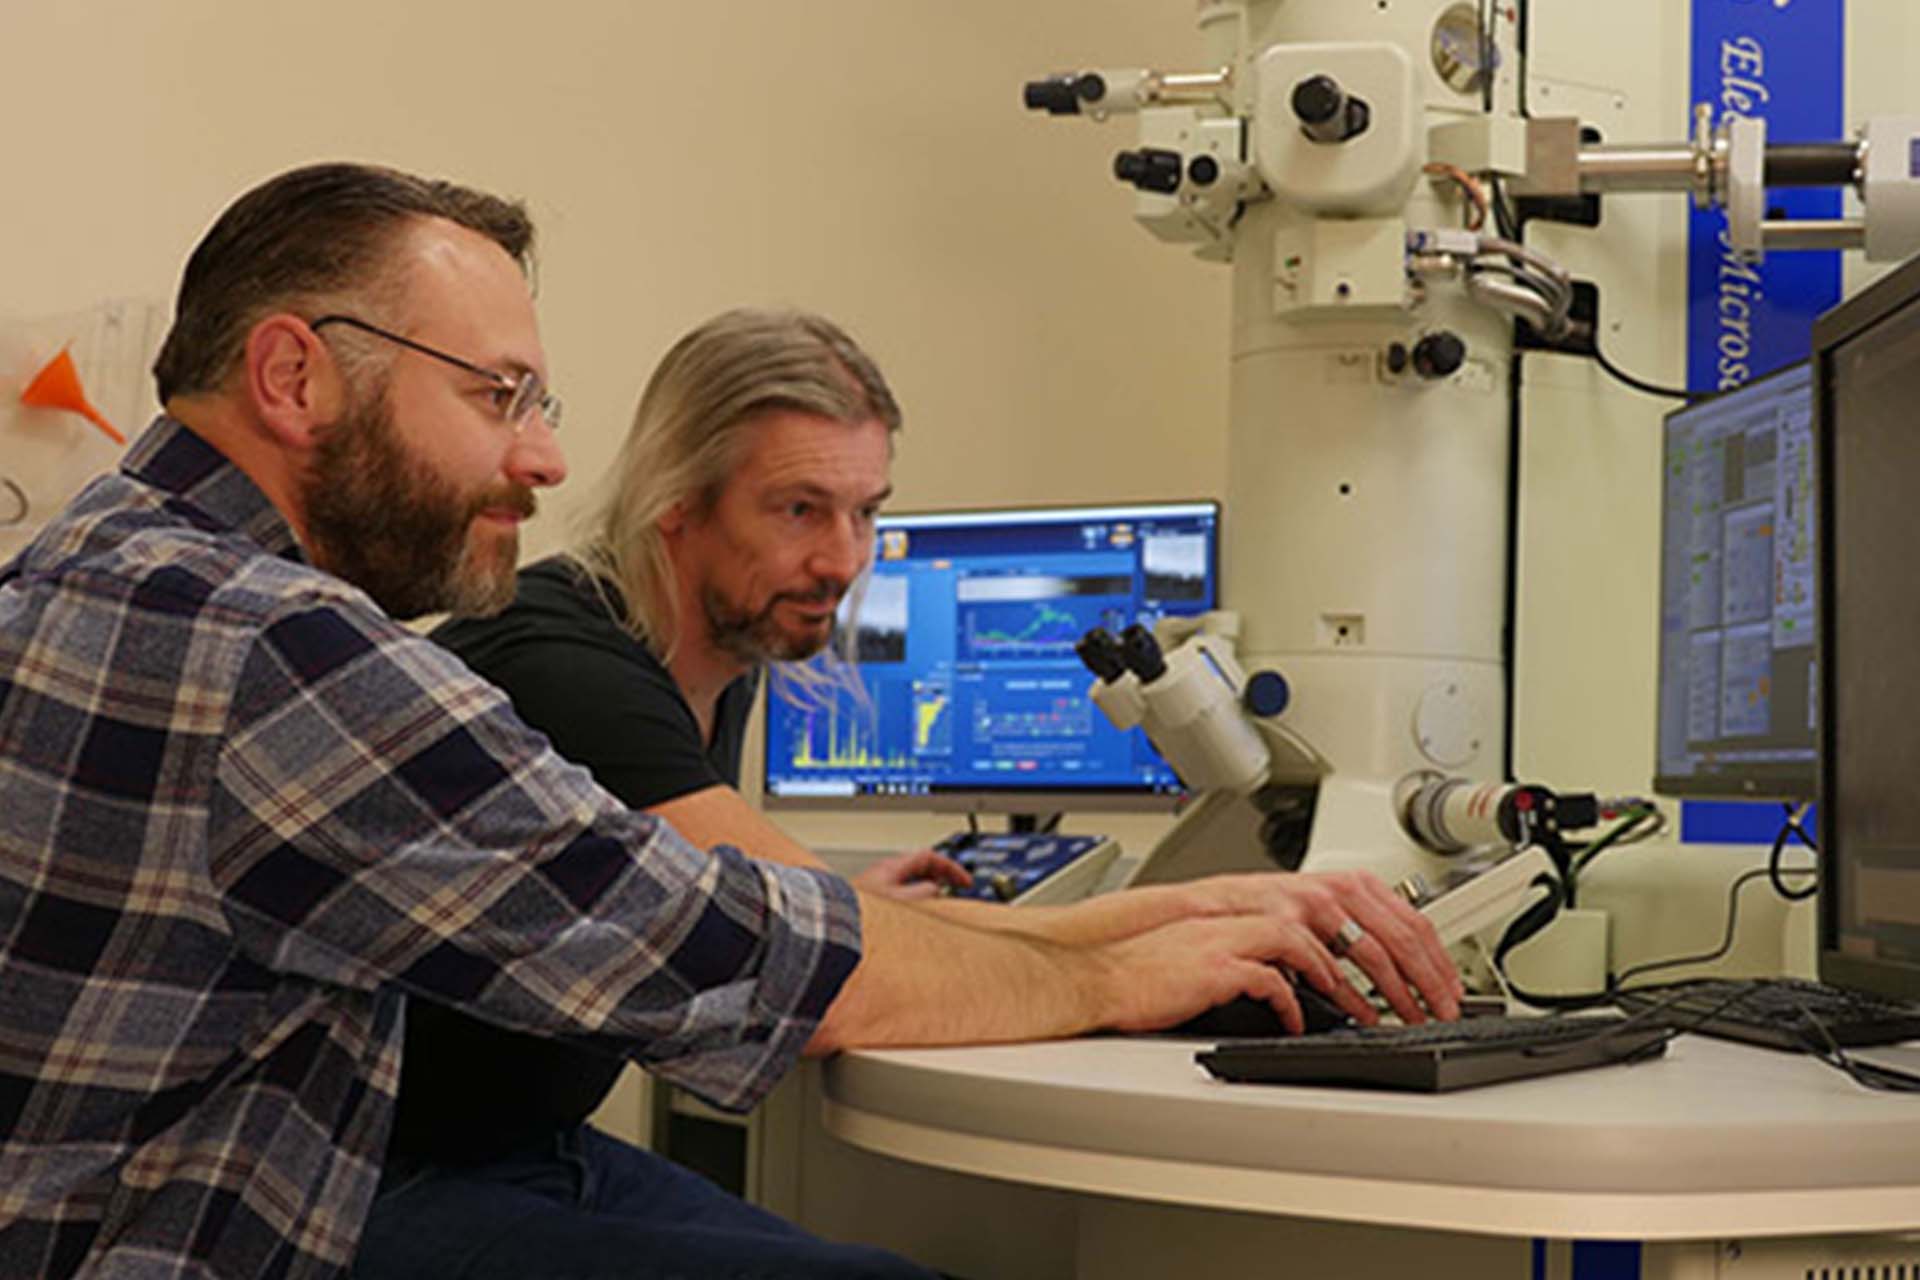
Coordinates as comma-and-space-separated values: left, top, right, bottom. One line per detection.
935, 832, 1121, 907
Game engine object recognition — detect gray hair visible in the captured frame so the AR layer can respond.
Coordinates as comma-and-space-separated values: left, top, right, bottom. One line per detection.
569, 308, 901, 663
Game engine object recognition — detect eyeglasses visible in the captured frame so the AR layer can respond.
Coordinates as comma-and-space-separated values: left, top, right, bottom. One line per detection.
310, 314, 562, 431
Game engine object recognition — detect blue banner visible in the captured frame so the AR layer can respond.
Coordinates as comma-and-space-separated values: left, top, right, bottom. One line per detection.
1687, 0, 1845, 395
1683, 0, 1844, 843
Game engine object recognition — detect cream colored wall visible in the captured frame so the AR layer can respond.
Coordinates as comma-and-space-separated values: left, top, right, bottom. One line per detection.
1, 1, 1227, 527
1, 0, 1228, 857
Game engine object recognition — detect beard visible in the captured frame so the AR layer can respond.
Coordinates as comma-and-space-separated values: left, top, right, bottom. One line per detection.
702, 579, 845, 665
301, 384, 534, 621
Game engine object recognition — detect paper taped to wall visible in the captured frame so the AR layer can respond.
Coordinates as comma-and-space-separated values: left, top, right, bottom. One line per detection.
0, 299, 165, 557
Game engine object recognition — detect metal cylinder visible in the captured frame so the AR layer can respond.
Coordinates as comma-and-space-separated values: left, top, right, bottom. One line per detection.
1575, 144, 1699, 192
1761, 218, 1867, 251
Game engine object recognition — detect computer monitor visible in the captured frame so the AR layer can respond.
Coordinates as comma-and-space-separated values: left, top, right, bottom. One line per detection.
761, 499, 1219, 814
1814, 254, 1920, 1001
1653, 361, 1818, 800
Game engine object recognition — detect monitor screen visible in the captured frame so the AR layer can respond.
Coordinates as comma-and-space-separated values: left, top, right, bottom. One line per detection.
1815, 255, 1920, 1001
762, 500, 1219, 812
1653, 361, 1818, 800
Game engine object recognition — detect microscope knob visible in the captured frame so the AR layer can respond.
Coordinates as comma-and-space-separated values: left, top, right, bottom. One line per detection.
1113, 148, 1184, 195
1118, 623, 1167, 683
988, 872, 1021, 902
1243, 670, 1291, 718
1075, 627, 1128, 682
1291, 75, 1371, 144
1413, 331, 1467, 379
1024, 77, 1076, 115
1291, 75, 1344, 128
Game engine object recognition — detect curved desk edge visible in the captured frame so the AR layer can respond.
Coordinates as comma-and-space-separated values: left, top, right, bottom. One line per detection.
820, 1096, 1915, 1241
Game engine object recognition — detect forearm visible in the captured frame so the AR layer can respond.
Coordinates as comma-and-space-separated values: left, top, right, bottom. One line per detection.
806, 892, 1113, 1052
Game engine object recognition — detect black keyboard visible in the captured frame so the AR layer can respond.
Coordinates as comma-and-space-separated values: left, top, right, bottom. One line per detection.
1614, 977, 1920, 1052
1196, 1013, 1668, 1093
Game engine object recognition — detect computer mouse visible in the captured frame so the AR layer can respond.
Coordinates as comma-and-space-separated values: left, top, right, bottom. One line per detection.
1168, 977, 1355, 1038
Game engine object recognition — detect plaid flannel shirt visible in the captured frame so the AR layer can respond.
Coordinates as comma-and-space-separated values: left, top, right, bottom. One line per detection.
0, 417, 862, 1279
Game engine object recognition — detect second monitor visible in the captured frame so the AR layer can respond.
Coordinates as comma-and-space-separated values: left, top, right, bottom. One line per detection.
763, 499, 1218, 813
1654, 361, 1818, 801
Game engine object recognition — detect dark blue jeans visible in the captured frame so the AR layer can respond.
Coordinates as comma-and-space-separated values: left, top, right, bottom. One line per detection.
351, 1126, 938, 1280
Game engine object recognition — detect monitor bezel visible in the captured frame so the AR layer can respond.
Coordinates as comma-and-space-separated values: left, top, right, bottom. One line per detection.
759, 497, 1221, 816
1650, 358, 1819, 803
1814, 252, 1920, 1000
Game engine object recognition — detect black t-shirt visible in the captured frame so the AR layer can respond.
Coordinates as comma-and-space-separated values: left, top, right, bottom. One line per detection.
388, 556, 755, 1164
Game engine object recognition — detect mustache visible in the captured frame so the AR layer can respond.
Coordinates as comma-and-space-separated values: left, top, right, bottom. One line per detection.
774, 582, 845, 608
472, 485, 538, 521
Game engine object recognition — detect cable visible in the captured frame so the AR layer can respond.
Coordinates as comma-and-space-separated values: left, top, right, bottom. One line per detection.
1423, 162, 1489, 230
1488, 174, 1520, 242
1612, 866, 1814, 990
1806, 1024, 1920, 1094
1487, 872, 1619, 1010
1570, 805, 1665, 880
1515, 0, 1532, 119
1493, 863, 1817, 1009
1769, 801, 1818, 901
1592, 342, 1701, 402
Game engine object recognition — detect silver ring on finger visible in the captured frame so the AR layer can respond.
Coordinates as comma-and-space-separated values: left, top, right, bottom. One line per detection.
1329, 918, 1366, 958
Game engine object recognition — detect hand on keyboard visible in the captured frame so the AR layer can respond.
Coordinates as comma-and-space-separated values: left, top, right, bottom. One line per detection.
1169, 977, 1355, 1038
1171, 869, 1465, 1025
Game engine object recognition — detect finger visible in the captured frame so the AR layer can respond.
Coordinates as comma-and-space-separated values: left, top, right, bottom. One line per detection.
1350, 871, 1460, 985
1318, 873, 1461, 994
1351, 876, 1465, 1009
1258, 923, 1377, 1027
920, 853, 974, 887
1294, 954, 1378, 1026
1332, 892, 1461, 1021
1210, 913, 1374, 1028
1242, 961, 1304, 1035
886, 881, 944, 901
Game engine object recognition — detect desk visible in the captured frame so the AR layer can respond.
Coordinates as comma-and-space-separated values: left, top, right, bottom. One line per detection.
804, 1033, 1920, 1278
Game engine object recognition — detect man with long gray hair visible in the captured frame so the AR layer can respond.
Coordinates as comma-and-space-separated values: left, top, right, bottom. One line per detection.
373, 307, 1466, 1276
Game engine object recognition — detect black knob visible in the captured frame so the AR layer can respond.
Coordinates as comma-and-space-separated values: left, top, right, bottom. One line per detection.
1412, 331, 1467, 379
1024, 75, 1083, 116
1119, 624, 1167, 684
1074, 73, 1107, 104
1075, 627, 1128, 682
1113, 148, 1184, 195
1384, 341, 1410, 375
1292, 75, 1344, 126
1187, 155, 1221, 187
1291, 75, 1371, 144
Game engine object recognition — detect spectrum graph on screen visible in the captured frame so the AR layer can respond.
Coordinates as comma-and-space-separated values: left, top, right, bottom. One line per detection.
763, 501, 1218, 811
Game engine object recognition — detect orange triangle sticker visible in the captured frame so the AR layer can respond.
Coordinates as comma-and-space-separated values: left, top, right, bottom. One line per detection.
21, 347, 126, 446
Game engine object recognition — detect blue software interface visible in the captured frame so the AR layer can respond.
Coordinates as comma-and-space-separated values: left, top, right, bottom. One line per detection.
763, 501, 1218, 805
1655, 361, 1817, 799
